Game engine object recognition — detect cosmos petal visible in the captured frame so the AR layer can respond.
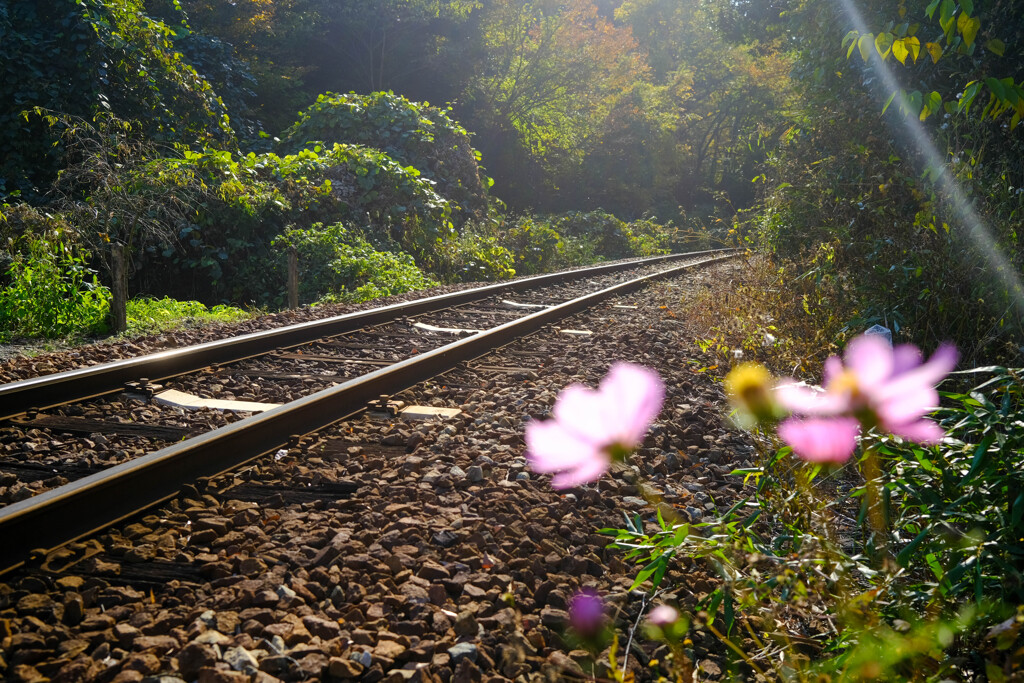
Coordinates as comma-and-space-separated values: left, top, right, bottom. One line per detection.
845, 334, 894, 387
601, 362, 665, 444
822, 356, 844, 386
891, 344, 923, 375
549, 454, 610, 489
775, 380, 850, 415
525, 421, 599, 473
778, 417, 861, 464
553, 384, 610, 440
877, 343, 958, 402
888, 419, 946, 444
877, 385, 938, 425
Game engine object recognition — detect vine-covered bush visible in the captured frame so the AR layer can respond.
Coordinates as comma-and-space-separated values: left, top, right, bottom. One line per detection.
272, 223, 437, 304
284, 92, 489, 223
106, 142, 456, 304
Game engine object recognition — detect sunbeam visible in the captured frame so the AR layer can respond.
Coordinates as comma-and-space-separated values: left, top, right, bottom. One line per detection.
836, 0, 1024, 322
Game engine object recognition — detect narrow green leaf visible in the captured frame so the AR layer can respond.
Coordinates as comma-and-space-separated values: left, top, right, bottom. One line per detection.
882, 90, 897, 114
896, 528, 930, 566
960, 80, 982, 112
1011, 490, 1024, 527
963, 432, 996, 481
960, 0, 974, 14
650, 554, 670, 590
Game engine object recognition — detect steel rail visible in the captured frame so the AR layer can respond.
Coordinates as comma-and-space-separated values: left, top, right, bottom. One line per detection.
0, 251, 738, 575
0, 250, 735, 421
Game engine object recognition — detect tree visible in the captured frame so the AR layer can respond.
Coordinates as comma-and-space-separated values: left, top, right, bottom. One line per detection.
297, 0, 479, 96
465, 0, 647, 207
612, 0, 793, 209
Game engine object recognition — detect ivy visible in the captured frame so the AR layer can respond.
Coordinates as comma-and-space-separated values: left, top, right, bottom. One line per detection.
284, 91, 489, 223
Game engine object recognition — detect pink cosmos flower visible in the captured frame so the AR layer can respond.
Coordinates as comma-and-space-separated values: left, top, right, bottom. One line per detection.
647, 604, 680, 627
775, 334, 957, 464
525, 362, 664, 489
568, 588, 605, 636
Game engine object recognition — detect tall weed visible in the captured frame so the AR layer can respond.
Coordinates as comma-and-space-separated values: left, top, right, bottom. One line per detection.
0, 234, 110, 340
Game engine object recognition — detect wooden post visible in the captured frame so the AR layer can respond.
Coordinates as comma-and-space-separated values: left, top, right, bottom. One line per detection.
111, 245, 127, 334
287, 246, 299, 310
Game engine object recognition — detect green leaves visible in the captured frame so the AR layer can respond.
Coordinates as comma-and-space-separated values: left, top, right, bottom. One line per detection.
284, 92, 487, 223
956, 12, 980, 47
883, 368, 1024, 606
0, 232, 111, 340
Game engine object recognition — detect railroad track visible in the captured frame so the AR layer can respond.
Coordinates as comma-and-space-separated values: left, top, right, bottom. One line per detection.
0, 249, 737, 575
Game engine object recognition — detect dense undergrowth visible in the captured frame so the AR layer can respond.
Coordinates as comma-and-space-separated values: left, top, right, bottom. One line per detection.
615, 257, 1024, 680
0, 90, 681, 341
734, 0, 1024, 370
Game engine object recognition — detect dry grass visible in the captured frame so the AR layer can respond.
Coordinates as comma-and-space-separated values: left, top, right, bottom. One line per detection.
674, 253, 844, 380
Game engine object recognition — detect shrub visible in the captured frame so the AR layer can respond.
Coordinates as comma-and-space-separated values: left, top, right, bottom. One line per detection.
0, 232, 110, 340
120, 142, 454, 304
435, 227, 517, 282
284, 91, 489, 223
272, 223, 437, 304
503, 217, 564, 275
878, 367, 1024, 609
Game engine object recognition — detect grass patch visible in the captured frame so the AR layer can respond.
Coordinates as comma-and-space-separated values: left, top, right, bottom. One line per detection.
126, 297, 253, 334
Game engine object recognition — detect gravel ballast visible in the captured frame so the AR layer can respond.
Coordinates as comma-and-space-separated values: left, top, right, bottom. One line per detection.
0, 260, 758, 683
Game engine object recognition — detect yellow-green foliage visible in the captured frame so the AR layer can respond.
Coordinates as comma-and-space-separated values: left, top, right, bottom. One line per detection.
125, 297, 251, 334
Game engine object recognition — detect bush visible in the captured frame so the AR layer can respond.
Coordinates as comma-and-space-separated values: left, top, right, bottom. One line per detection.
502, 210, 675, 276
878, 367, 1024, 609
284, 91, 489, 223
0, 232, 110, 340
435, 226, 517, 282
503, 217, 564, 275
113, 142, 454, 304
272, 223, 437, 304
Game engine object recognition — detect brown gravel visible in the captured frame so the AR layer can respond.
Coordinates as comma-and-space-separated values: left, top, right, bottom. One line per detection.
0, 260, 758, 683
0, 257, 719, 508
